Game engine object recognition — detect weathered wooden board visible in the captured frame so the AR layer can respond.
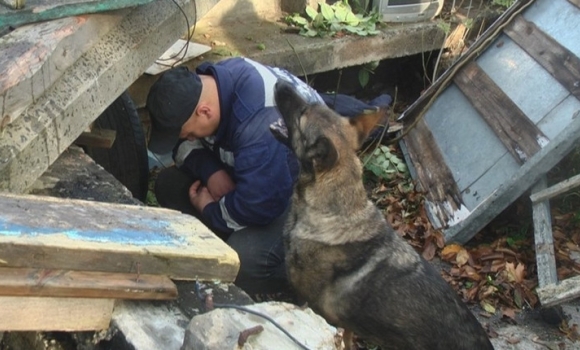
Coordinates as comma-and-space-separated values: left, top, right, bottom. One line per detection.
0, 296, 114, 331
400, 0, 580, 244
0, 193, 240, 281
0, 14, 124, 127
0, 0, 153, 28
536, 275, 580, 307
454, 61, 544, 163
0, 267, 177, 300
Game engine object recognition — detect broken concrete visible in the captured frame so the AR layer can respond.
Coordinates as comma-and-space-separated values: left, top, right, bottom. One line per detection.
182, 302, 340, 350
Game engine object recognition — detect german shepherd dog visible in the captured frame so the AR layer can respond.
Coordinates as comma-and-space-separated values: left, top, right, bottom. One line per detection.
270, 80, 493, 350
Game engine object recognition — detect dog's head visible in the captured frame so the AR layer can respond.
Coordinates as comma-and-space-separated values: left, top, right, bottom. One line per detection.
270, 79, 387, 184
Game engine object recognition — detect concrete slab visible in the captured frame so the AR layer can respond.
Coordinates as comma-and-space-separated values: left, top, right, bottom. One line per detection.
127, 0, 454, 108
0, 0, 195, 194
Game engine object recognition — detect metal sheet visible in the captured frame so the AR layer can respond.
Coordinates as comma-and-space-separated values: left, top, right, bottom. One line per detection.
477, 34, 570, 124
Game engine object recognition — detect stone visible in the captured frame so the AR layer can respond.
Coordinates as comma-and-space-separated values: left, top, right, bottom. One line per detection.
181, 301, 341, 350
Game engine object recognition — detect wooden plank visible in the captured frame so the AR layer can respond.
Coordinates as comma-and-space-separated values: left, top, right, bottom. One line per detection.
0, 296, 114, 331
531, 177, 558, 289
504, 15, 580, 100
444, 110, 580, 243
0, 267, 177, 300
0, 0, 153, 28
531, 173, 580, 203
454, 62, 545, 164
0, 14, 124, 126
402, 118, 465, 229
0, 192, 240, 281
536, 275, 580, 307
75, 128, 117, 149
568, 0, 580, 10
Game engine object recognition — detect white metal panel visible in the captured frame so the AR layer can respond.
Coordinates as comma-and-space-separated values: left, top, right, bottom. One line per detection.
424, 85, 510, 205
538, 96, 580, 139
524, 0, 580, 59
477, 35, 570, 124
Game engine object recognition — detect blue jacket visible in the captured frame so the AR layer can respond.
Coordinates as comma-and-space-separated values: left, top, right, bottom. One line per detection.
173, 58, 324, 234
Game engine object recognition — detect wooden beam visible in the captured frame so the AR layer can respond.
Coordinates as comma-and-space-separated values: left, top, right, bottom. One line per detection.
402, 118, 465, 230
75, 128, 117, 149
0, 296, 114, 331
504, 15, 580, 100
531, 177, 558, 289
536, 275, 580, 308
0, 192, 240, 282
0, 267, 177, 300
454, 62, 545, 164
531, 173, 580, 203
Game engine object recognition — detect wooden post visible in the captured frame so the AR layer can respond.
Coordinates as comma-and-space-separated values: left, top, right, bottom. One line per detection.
531, 176, 558, 289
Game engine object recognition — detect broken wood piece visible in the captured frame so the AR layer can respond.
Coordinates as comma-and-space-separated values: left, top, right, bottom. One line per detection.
531, 177, 558, 290
75, 128, 117, 149
0, 192, 240, 281
530, 173, 580, 204
0, 296, 114, 331
0, 0, 154, 28
0, 267, 177, 300
536, 275, 580, 308
145, 39, 212, 75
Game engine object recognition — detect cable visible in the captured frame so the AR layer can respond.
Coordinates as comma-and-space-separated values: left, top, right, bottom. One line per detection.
194, 281, 312, 350
156, 0, 198, 67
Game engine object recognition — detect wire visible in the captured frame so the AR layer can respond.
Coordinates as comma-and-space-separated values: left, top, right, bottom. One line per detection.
156, 0, 198, 68
194, 281, 312, 350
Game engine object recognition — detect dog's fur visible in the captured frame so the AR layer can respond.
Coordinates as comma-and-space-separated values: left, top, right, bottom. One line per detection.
271, 80, 494, 350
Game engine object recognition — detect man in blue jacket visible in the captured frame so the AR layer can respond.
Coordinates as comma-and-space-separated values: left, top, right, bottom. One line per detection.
147, 57, 325, 295
147, 57, 391, 296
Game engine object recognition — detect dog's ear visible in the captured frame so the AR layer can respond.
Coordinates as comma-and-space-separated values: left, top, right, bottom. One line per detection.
309, 136, 338, 173
349, 107, 388, 148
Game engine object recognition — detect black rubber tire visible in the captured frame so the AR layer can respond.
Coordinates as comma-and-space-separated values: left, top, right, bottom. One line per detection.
85, 92, 149, 202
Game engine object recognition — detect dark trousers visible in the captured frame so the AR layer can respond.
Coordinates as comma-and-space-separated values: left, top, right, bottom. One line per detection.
154, 166, 288, 295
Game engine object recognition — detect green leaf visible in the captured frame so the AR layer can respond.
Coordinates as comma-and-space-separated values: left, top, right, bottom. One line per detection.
320, 2, 334, 21
313, 13, 325, 29
397, 162, 408, 173
334, 6, 348, 22
359, 69, 370, 88
345, 11, 360, 26
291, 15, 308, 26
305, 5, 318, 20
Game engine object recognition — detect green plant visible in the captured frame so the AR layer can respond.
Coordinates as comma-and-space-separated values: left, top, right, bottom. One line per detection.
284, 0, 382, 38
358, 60, 379, 88
363, 145, 409, 181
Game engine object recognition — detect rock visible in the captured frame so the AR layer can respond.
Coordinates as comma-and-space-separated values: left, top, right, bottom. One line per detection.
181, 301, 341, 350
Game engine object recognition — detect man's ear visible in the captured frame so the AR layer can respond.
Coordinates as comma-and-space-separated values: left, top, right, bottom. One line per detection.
196, 104, 212, 120
349, 107, 388, 148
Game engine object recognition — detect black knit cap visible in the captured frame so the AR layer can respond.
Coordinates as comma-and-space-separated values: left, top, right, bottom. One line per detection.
146, 66, 202, 154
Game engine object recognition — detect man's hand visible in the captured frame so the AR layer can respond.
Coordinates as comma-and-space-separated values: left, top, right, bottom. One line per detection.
206, 170, 235, 200
189, 180, 215, 212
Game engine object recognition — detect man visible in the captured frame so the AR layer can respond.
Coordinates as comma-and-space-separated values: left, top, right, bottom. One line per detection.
147, 57, 391, 295
147, 57, 325, 295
